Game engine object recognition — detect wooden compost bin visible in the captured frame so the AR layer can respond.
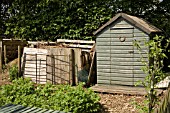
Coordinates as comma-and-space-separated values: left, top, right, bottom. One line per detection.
94, 13, 162, 86
0, 39, 27, 64
22, 39, 95, 85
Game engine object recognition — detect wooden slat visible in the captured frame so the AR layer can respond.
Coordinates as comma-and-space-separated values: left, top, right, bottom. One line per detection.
97, 41, 133, 46
97, 72, 110, 77
110, 46, 133, 50
134, 28, 142, 33
111, 53, 148, 58
111, 50, 147, 54
96, 53, 110, 57
97, 34, 110, 38
134, 73, 146, 78
111, 38, 134, 42
96, 45, 111, 50
96, 38, 110, 41
97, 80, 110, 84
111, 76, 133, 81
111, 80, 133, 86
113, 19, 130, 25
134, 32, 148, 37
97, 76, 110, 81
97, 57, 110, 61
97, 61, 111, 65
97, 68, 110, 73
110, 33, 133, 37
110, 69, 144, 74
112, 24, 133, 29
91, 85, 147, 95
57, 39, 95, 44
96, 41, 110, 46
98, 62, 143, 66
96, 49, 110, 53
133, 37, 149, 41
111, 57, 148, 62
110, 73, 133, 78
62, 44, 93, 49
111, 65, 143, 70
111, 41, 133, 46
97, 65, 112, 69
110, 29, 133, 34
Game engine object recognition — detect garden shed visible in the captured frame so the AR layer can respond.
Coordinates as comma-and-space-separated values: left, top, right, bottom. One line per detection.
94, 13, 162, 86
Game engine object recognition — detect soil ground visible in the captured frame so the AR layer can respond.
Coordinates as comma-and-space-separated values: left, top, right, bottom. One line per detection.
99, 93, 145, 113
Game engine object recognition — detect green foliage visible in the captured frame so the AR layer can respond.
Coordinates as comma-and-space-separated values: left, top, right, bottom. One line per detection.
134, 35, 170, 112
9, 64, 18, 81
2, 0, 170, 41
0, 78, 101, 113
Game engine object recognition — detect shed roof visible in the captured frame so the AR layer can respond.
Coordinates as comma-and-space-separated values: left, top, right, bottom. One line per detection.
93, 13, 162, 36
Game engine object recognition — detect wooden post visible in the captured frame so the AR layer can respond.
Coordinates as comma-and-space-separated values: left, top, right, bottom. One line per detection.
18, 46, 21, 77
0, 47, 2, 73
70, 49, 76, 86
4, 45, 7, 65
51, 54, 55, 84
87, 45, 96, 86
35, 54, 37, 83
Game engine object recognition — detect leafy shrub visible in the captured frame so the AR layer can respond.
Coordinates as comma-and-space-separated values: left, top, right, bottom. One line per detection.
9, 65, 18, 81
0, 78, 101, 113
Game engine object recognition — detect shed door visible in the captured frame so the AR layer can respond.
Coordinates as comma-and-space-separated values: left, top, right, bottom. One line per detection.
110, 28, 134, 86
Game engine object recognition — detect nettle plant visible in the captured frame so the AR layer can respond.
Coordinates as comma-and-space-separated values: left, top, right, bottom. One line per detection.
134, 35, 170, 113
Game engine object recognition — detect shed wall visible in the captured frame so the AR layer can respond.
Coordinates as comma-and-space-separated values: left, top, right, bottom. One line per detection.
96, 18, 149, 86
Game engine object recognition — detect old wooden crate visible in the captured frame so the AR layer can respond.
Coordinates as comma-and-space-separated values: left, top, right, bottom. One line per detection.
94, 13, 162, 86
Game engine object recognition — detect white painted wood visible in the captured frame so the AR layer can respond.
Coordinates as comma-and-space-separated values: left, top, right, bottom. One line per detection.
22, 47, 48, 84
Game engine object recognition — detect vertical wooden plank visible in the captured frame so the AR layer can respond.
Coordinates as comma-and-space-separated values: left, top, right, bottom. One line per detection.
87, 50, 96, 86
18, 46, 21, 77
0, 47, 2, 73
4, 45, 7, 64
35, 54, 37, 84
51, 54, 55, 84
70, 49, 76, 86
53, 55, 55, 84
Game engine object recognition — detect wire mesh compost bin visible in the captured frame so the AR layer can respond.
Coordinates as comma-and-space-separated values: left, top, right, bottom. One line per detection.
94, 13, 162, 86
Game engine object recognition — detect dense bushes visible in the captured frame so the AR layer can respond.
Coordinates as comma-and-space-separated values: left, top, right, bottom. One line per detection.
0, 78, 101, 113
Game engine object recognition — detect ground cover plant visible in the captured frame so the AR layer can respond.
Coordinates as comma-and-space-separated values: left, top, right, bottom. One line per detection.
0, 78, 101, 113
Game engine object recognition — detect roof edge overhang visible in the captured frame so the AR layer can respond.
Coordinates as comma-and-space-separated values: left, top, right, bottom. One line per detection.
93, 13, 162, 36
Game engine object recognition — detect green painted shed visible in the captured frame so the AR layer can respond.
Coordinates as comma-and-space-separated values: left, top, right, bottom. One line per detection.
94, 13, 162, 86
